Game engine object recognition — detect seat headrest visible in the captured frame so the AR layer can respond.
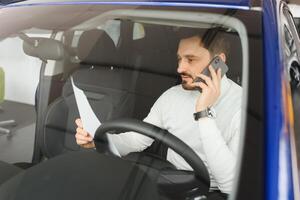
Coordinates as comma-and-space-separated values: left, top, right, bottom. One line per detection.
128, 36, 178, 77
77, 29, 117, 65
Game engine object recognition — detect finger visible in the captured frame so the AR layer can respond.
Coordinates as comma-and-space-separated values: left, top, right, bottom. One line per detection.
197, 73, 215, 90
76, 139, 89, 145
217, 68, 222, 80
190, 81, 208, 91
209, 65, 222, 90
81, 142, 95, 149
76, 127, 92, 139
209, 65, 222, 88
75, 118, 83, 128
198, 81, 208, 91
217, 68, 222, 90
75, 132, 85, 140
76, 127, 89, 137
209, 65, 218, 84
75, 131, 93, 142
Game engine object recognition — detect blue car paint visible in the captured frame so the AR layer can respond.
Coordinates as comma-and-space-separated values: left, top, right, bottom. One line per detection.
263, 0, 294, 199
285, 132, 295, 200
124, 0, 251, 6
2, 1, 251, 10
1, 0, 252, 7
262, 0, 282, 199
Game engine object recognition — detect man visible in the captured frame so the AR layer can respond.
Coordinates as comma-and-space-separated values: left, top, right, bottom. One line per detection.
75, 30, 242, 195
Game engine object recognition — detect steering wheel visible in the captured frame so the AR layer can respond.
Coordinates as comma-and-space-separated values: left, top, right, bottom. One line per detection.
94, 118, 210, 196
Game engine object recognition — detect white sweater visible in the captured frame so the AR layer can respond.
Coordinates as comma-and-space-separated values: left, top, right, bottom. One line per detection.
108, 75, 242, 193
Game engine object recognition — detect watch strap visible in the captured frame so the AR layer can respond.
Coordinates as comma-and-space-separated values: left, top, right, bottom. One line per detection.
193, 107, 215, 121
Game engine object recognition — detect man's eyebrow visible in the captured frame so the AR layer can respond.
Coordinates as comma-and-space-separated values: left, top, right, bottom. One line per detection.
177, 54, 200, 59
183, 55, 199, 59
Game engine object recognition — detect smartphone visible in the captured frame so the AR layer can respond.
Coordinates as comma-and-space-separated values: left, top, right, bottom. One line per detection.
193, 55, 228, 91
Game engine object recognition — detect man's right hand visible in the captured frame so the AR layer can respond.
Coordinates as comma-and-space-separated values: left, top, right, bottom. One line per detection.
75, 118, 95, 148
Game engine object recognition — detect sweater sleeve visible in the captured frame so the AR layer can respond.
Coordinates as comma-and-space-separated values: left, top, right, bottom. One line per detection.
197, 110, 241, 193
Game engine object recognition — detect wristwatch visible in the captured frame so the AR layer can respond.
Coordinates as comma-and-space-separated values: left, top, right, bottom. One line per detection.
193, 107, 216, 121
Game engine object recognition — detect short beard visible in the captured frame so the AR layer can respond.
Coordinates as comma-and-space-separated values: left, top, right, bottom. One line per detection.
181, 80, 197, 90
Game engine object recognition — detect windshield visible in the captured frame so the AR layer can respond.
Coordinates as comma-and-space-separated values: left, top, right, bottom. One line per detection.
0, 4, 262, 200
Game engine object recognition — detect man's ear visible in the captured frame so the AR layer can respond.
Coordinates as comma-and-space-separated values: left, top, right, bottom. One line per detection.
219, 53, 226, 63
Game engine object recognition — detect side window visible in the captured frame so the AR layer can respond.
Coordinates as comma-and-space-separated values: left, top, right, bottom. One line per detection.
133, 23, 145, 40
103, 19, 121, 46
281, 3, 300, 187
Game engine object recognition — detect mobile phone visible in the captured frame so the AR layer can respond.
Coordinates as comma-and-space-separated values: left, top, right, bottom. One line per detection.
193, 56, 228, 91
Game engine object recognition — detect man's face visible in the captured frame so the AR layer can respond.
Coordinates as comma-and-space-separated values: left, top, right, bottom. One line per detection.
177, 36, 211, 90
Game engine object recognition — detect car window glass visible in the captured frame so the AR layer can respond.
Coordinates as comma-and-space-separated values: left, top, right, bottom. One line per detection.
102, 19, 121, 46
0, 5, 256, 198
133, 23, 145, 40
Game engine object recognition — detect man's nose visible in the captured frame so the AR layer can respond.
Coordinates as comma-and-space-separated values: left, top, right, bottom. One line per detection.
177, 61, 187, 74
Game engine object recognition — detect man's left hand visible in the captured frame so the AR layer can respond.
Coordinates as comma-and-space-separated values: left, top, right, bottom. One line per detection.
191, 65, 222, 112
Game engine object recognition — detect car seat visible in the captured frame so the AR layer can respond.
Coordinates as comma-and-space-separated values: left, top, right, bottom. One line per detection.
41, 29, 121, 157
39, 22, 182, 158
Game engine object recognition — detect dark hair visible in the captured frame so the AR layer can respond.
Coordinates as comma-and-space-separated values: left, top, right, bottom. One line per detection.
176, 27, 230, 57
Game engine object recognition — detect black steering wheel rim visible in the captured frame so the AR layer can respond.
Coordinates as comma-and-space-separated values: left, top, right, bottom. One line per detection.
94, 118, 210, 188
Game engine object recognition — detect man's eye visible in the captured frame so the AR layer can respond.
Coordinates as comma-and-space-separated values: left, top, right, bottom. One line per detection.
188, 59, 193, 63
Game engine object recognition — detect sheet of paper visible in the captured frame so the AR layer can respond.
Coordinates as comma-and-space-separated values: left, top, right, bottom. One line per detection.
71, 77, 120, 157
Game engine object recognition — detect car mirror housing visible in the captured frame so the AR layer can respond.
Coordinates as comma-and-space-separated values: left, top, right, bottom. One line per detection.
20, 33, 65, 62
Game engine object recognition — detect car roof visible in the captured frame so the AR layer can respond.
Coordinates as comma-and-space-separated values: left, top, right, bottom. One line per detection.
0, 0, 261, 9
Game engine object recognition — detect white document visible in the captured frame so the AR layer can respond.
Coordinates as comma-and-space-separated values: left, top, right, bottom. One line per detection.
71, 77, 120, 157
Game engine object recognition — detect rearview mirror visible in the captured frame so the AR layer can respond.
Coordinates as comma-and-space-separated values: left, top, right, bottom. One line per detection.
19, 33, 65, 61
